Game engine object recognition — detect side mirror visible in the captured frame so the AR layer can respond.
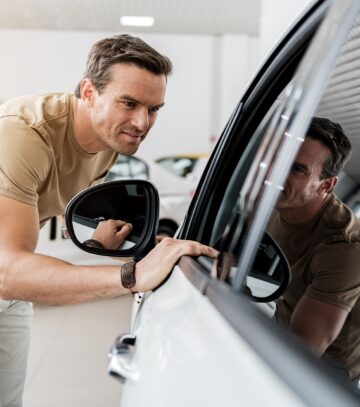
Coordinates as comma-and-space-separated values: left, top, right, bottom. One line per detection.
244, 231, 291, 303
65, 180, 159, 260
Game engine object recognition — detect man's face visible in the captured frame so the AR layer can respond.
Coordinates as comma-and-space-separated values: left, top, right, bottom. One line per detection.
276, 138, 332, 210
87, 63, 166, 155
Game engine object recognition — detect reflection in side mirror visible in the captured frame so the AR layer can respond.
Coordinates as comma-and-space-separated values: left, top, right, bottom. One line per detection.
65, 180, 159, 260
244, 231, 291, 303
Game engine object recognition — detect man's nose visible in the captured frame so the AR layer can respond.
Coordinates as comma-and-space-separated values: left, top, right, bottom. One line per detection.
131, 108, 149, 131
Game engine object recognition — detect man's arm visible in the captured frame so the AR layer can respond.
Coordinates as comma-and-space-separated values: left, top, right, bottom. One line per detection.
0, 195, 132, 304
290, 295, 348, 356
0, 195, 217, 305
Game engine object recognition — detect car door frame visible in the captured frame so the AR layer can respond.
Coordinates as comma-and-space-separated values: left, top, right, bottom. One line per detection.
173, 0, 360, 405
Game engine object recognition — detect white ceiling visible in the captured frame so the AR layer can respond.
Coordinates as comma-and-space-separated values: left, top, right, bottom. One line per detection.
0, 0, 260, 36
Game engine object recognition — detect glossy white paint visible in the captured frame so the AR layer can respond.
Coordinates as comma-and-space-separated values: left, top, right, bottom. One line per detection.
120, 266, 307, 407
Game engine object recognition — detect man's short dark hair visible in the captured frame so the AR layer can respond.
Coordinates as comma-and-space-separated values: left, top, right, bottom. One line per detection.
75, 34, 173, 97
307, 117, 352, 179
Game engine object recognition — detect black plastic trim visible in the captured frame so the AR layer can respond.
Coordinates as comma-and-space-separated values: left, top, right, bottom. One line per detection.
179, 2, 329, 244
65, 180, 159, 260
178, 256, 211, 294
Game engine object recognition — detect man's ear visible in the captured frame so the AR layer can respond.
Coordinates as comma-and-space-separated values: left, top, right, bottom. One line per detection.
320, 176, 338, 194
79, 79, 96, 107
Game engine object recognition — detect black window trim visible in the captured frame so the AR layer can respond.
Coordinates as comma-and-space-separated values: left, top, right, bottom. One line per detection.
179, 1, 329, 243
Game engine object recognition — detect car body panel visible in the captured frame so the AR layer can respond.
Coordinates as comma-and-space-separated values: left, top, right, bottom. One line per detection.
112, 1, 360, 406
122, 267, 306, 407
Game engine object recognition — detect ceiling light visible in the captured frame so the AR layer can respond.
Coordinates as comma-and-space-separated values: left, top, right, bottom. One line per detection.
120, 16, 155, 27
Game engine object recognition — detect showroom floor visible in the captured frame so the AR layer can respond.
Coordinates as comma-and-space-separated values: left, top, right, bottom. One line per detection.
22, 221, 132, 407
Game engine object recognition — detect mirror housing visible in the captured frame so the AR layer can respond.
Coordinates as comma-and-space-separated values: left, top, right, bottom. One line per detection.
244, 231, 291, 303
217, 231, 290, 303
65, 180, 159, 261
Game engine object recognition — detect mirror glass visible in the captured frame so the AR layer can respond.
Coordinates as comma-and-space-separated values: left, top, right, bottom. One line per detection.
243, 232, 290, 302
70, 183, 149, 252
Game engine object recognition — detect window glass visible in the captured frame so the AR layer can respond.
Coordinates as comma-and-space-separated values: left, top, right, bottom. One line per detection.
206, 2, 360, 292
203, 3, 360, 390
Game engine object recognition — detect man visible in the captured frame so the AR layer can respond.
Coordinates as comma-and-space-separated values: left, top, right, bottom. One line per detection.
0, 34, 217, 407
267, 117, 360, 383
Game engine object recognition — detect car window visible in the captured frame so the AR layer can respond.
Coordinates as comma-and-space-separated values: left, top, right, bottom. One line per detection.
176, 2, 360, 404
190, 1, 360, 293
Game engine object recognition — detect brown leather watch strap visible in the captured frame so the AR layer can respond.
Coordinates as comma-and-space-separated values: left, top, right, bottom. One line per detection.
120, 261, 137, 292
83, 239, 104, 249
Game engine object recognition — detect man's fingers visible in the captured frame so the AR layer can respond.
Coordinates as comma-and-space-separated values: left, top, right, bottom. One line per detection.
116, 223, 133, 240
99, 219, 127, 228
113, 220, 127, 228
157, 237, 218, 258
199, 244, 219, 258
182, 241, 218, 258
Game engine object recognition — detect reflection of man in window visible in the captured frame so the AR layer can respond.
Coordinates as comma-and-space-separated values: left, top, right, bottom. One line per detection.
267, 117, 360, 384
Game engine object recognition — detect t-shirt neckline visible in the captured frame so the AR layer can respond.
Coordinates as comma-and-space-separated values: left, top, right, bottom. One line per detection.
278, 194, 336, 230
68, 94, 98, 159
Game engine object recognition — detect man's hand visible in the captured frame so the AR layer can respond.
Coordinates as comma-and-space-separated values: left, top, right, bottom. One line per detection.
134, 237, 218, 292
91, 219, 133, 250
0, 195, 216, 304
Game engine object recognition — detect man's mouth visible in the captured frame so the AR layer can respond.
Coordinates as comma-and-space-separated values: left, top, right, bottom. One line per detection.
121, 131, 143, 141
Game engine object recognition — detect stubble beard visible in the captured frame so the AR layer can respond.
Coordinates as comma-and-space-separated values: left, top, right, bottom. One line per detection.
100, 130, 147, 156
110, 139, 141, 155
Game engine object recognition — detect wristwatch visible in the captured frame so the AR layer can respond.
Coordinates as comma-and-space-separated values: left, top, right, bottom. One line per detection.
83, 239, 104, 249
120, 261, 137, 292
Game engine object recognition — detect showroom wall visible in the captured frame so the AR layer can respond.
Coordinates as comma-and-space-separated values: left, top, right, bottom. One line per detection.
259, 0, 313, 58
0, 0, 312, 159
0, 29, 259, 158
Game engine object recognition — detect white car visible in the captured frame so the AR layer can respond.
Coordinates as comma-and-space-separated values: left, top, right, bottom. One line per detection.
155, 153, 208, 184
65, 1, 360, 405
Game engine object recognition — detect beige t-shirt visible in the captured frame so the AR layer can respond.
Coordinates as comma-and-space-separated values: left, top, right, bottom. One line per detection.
267, 194, 360, 380
0, 93, 117, 226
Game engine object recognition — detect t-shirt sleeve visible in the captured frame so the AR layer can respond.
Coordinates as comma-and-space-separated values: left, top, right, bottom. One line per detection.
0, 116, 51, 206
306, 242, 360, 312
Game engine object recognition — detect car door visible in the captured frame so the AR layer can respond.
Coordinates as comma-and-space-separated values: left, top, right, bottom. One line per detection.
116, 1, 360, 405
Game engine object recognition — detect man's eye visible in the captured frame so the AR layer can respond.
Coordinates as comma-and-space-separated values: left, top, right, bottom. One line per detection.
291, 164, 305, 174
122, 101, 136, 109
149, 106, 160, 114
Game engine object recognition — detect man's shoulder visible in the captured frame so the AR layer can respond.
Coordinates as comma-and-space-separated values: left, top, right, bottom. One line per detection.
0, 93, 73, 126
322, 194, 360, 243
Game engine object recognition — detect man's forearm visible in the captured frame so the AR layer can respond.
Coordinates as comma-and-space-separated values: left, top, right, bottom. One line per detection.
0, 250, 126, 305
289, 295, 348, 357
290, 325, 331, 356
0, 237, 218, 306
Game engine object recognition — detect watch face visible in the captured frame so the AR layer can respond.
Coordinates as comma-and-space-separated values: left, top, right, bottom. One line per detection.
121, 262, 136, 289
